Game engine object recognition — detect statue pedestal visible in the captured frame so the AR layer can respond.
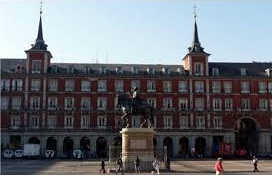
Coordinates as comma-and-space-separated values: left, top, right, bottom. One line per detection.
120, 128, 155, 171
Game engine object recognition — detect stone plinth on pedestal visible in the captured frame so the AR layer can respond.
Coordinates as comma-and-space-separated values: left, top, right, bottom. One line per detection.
120, 128, 155, 171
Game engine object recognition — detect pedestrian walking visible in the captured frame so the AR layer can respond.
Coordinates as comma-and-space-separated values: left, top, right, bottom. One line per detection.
134, 156, 140, 173
116, 156, 123, 175
252, 155, 259, 172
214, 157, 224, 175
152, 157, 160, 175
99, 160, 106, 174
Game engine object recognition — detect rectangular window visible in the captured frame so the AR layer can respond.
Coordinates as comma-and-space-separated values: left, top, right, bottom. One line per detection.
48, 79, 58, 92
178, 81, 188, 93
1, 79, 10, 91
32, 60, 41, 73
241, 81, 250, 93
258, 82, 267, 93
81, 80, 91, 92
97, 116, 107, 129
213, 99, 222, 111
30, 97, 40, 110
64, 116, 73, 128
213, 116, 222, 129
196, 116, 205, 129
195, 81, 204, 93
163, 81, 172, 93
240, 68, 247, 76
31, 79, 41, 91
164, 116, 172, 129
225, 98, 233, 111
131, 116, 141, 128
97, 97, 107, 110
131, 80, 140, 91
115, 80, 124, 92
81, 116, 89, 129
12, 79, 23, 91
224, 81, 232, 93
179, 98, 188, 110
98, 80, 107, 92
48, 97, 57, 110
147, 81, 156, 92
180, 116, 189, 129
212, 68, 219, 76
268, 82, 272, 93
194, 62, 204, 75
81, 97, 91, 110
147, 98, 156, 108
241, 99, 251, 111
163, 98, 173, 110
12, 97, 21, 110
47, 116, 56, 129
30, 116, 39, 128
64, 97, 74, 110
195, 98, 204, 111
1, 97, 9, 110
65, 80, 74, 92
259, 99, 268, 111
212, 81, 221, 93
10, 116, 20, 129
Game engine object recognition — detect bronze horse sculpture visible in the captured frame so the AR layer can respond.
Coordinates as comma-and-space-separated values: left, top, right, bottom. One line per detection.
116, 93, 154, 128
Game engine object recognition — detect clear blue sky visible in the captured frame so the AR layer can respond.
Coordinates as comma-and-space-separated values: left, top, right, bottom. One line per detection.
1, 1, 272, 64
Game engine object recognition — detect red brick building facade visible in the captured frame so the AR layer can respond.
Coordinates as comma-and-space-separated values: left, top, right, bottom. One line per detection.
1, 13, 272, 158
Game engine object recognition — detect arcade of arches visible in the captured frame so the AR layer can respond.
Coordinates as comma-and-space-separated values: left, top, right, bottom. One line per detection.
2, 117, 272, 158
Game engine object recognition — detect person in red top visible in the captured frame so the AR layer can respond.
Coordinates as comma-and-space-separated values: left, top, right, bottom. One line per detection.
214, 158, 224, 175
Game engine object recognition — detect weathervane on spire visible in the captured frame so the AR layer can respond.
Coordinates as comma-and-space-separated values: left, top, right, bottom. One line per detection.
193, 4, 197, 19
40, 0, 43, 15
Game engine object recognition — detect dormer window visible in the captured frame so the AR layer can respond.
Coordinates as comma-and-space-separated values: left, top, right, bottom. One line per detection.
265, 68, 272, 76
177, 67, 185, 75
99, 67, 107, 74
212, 68, 219, 76
52, 65, 58, 73
146, 67, 155, 75
116, 67, 123, 74
162, 67, 170, 75
68, 66, 74, 74
85, 67, 91, 74
132, 67, 138, 74
16, 65, 21, 73
240, 68, 247, 76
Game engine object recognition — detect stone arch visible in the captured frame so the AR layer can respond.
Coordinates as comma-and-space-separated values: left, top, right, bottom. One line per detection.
96, 137, 107, 158
28, 137, 40, 144
195, 137, 206, 157
163, 137, 173, 157
179, 137, 189, 157
80, 137, 91, 159
46, 137, 57, 151
234, 116, 259, 156
63, 137, 74, 158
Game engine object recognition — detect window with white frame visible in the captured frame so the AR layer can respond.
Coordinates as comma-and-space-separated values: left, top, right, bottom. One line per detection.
178, 81, 188, 93
131, 116, 141, 128
269, 99, 272, 111
259, 99, 268, 111
12, 79, 23, 91
64, 116, 73, 128
131, 80, 140, 91
196, 116, 205, 129
213, 116, 222, 129
212, 81, 221, 93
98, 80, 107, 92
147, 81, 156, 92
195, 98, 204, 111
97, 116, 107, 129
179, 98, 188, 110
64, 97, 74, 110
47, 116, 56, 129
212, 68, 219, 76
81, 80, 91, 92
81, 97, 91, 110
132, 67, 138, 74
30, 97, 40, 110
163, 81, 172, 93
164, 116, 172, 129
10, 116, 20, 128
48, 97, 57, 110
180, 116, 189, 129
65, 80, 74, 92
115, 80, 124, 92
268, 82, 272, 93
194, 62, 204, 75
163, 98, 172, 110
97, 97, 107, 110
12, 97, 21, 110
195, 81, 204, 93
1, 79, 10, 91
241, 99, 251, 110
147, 116, 156, 129
224, 81, 232, 93
30, 116, 39, 128
1, 97, 9, 110
31, 79, 41, 91
225, 98, 233, 111
241, 81, 250, 93
213, 99, 222, 111
32, 60, 41, 73
81, 116, 89, 129
240, 68, 247, 76
48, 79, 58, 91
258, 82, 267, 93
67, 66, 74, 74
147, 98, 156, 108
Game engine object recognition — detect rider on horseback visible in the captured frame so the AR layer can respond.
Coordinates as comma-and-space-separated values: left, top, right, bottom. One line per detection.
132, 86, 141, 113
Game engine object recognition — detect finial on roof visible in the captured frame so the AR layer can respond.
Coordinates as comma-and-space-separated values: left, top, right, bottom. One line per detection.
40, 0, 43, 15
193, 4, 197, 19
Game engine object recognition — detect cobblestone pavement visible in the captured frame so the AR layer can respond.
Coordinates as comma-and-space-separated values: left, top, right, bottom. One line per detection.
1, 159, 272, 175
